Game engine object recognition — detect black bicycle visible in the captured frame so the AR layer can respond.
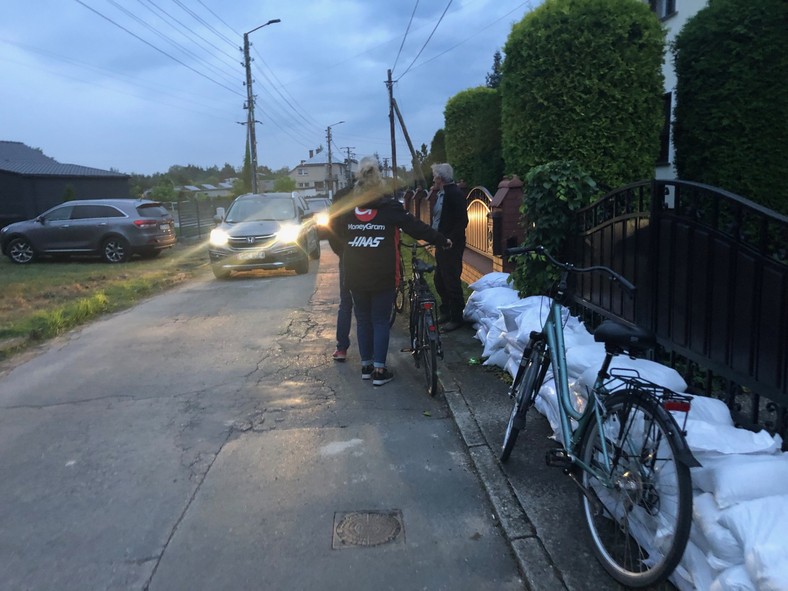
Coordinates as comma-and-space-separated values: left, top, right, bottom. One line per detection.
398, 241, 443, 396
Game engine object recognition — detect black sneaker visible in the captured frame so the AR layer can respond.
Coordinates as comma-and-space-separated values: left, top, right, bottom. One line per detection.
440, 320, 463, 332
361, 365, 374, 380
372, 368, 394, 386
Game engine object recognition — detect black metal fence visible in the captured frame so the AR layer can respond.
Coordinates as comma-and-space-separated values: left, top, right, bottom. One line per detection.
175, 195, 233, 240
566, 180, 788, 441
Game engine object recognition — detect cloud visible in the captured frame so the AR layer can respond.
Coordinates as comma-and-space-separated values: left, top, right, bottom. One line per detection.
1, 0, 533, 175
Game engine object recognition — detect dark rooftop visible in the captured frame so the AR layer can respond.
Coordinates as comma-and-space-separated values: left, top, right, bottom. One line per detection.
0, 141, 128, 177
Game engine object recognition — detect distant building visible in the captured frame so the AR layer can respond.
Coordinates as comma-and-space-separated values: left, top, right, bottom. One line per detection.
289, 149, 356, 198
0, 140, 130, 228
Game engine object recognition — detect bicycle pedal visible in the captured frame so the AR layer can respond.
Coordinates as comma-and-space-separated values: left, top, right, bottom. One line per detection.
545, 448, 572, 468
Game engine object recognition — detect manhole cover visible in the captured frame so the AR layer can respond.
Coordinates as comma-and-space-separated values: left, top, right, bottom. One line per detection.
332, 510, 404, 549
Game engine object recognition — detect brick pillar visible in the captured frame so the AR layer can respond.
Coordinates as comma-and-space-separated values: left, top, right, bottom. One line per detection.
490, 175, 525, 272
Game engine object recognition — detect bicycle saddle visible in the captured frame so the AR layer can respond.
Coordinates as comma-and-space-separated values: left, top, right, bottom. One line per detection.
593, 320, 656, 353
414, 259, 434, 274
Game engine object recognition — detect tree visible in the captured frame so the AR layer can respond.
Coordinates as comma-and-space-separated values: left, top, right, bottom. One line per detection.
672, 0, 787, 213
485, 50, 503, 89
150, 179, 176, 202
501, 0, 665, 188
273, 176, 296, 192
444, 87, 504, 189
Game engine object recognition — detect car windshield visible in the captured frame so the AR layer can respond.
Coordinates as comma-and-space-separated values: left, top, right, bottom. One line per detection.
226, 198, 295, 222
137, 203, 170, 218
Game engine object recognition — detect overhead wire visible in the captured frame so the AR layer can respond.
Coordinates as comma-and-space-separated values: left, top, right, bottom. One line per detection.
395, 0, 454, 82
72, 0, 243, 96
391, 0, 420, 76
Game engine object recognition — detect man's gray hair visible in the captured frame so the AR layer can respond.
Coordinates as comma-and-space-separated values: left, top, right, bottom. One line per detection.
431, 163, 454, 182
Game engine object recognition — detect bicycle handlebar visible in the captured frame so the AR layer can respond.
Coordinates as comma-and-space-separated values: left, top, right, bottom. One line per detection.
505, 245, 636, 295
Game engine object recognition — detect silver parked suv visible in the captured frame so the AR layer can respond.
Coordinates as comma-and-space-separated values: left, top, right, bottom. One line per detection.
0, 199, 176, 264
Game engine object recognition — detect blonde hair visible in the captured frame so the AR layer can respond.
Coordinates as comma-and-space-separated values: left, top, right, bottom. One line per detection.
354, 156, 383, 192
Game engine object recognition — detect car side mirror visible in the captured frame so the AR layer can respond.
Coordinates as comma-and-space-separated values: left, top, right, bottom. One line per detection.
213, 214, 223, 224
36, 216, 45, 224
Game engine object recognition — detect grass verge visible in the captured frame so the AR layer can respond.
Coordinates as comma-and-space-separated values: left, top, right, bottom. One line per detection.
0, 241, 210, 361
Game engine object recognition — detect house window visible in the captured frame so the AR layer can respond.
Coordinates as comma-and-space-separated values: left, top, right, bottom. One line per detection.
657, 92, 672, 165
649, 0, 676, 20
298, 168, 307, 176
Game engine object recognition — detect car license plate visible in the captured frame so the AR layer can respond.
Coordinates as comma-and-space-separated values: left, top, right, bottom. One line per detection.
160, 223, 170, 231
239, 251, 265, 260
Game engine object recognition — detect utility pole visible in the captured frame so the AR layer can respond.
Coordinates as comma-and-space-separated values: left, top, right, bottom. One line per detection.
325, 121, 344, 198
243, 18, 280, 194
386, 70, 398, 186
341, 146, 355, 187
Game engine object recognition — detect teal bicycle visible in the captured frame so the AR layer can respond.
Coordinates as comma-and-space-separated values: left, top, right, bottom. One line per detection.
502, 246, 699, 588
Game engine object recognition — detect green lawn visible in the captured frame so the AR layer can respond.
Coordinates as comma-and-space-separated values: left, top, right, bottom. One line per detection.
0, 242, 210, 361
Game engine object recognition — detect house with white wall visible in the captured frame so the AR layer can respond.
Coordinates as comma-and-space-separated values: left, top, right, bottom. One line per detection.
649, 0, 707, 180
289, 149, 356, 198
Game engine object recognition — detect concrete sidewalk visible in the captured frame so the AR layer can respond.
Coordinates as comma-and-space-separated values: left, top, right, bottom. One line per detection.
433, 323, 648, 591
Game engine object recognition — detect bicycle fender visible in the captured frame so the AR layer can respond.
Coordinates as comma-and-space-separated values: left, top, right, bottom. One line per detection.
654, 402, 702, 468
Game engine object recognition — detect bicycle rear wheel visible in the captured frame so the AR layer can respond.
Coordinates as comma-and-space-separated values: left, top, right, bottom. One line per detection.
420, 310, 439, 397
579, 390, 693, 587
389, 284, 406, 327
500, 340, 544, 462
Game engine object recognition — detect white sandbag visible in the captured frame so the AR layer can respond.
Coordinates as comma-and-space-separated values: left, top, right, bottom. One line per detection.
690, 453, 788, 508
718, 495, 788, 591
710, 566, 757, 591
685, 394, 734, 426
578, 355, 688, 394
670, 539, 717, 591
563, 322, 596, 350
504, 354, 520, 380
474, 324, 488, 344
498, 296, 550, 332
693, 492, 744, 568
468, 272, 511, 291
463, 286, 520, 323
483, 348, 509, 370
533, 377, 563, 443
481, 316, 507, 358
565, 343, 607, 378
684, 421, 781, 458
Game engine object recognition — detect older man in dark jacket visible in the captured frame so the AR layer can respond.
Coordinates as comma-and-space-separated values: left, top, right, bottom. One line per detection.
430, 163, 469, 332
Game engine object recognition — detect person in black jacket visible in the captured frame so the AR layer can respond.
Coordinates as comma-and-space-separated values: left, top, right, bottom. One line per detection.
331, 156, 451, 386
430, 163, 469, 331
327, 186, 353, 362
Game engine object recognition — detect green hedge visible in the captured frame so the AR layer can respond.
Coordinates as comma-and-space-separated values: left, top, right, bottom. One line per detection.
672, 0, 788, 214
444, 87, 504, 190
501, 0, 664, 188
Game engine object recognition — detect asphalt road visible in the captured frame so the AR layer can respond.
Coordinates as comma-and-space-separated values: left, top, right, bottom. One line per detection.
0, 248, 523, 590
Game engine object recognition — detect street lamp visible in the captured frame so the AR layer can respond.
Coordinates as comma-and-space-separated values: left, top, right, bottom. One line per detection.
326, 120, 344, 198
243, 18, 281, 193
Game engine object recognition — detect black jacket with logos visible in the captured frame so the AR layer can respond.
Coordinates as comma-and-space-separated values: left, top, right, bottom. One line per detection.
332, 195, 448, 292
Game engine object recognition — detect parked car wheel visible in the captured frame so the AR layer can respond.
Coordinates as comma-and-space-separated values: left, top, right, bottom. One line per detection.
8, 237, 35, 264
102, 236, 130, 263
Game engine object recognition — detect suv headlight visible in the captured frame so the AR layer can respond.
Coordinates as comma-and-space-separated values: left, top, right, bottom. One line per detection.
315, 212, 330, 227
276, 223, 301, 244
209, 228, 229, 246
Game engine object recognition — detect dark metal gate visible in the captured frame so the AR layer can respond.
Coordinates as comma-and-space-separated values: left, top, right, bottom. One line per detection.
567, 180, 788, 440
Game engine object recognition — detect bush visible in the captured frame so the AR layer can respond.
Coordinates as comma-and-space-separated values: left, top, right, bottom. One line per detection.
444, 87, 504, 190
672, 0, 788, 214
501, 0, 664, 188
509, 161, 598, 296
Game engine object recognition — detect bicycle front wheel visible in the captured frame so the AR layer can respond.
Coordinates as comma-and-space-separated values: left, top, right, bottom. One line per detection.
420, 311, 439, 397
500, 340, 544, 462
579, 390, 693, 587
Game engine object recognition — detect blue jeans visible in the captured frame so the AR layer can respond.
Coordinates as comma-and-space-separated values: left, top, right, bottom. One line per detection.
336, 255, 353, 350
351, 288, 395, 368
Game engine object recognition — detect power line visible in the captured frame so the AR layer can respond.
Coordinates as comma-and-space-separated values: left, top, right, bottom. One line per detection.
392, 0, 420, 75
395, 0, 454, 81
73, 0, 243, 96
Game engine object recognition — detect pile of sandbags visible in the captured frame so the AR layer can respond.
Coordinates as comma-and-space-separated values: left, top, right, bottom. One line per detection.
464, 273, 788, 591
